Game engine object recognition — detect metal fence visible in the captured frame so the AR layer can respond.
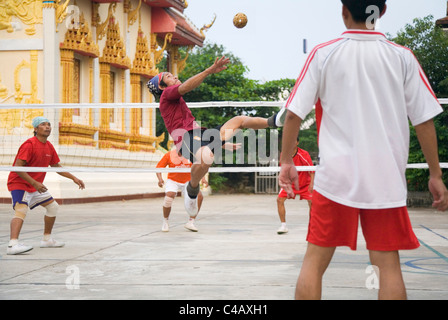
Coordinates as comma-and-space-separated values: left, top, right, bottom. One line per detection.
254, 160, 279, 194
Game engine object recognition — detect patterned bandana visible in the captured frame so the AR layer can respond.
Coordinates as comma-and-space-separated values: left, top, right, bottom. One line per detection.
146, 72, 166, 96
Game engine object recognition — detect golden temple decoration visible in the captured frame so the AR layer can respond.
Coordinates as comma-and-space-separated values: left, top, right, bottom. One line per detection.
55, 0, 71, 30
99, 16, 131, 69
0, 74, 9, 100
96, 2, 116, 42
59, 123, 99, 148
170, 44, 193, 75
200, 13, 216, 39
0, 0, 43, 35
13, 59, 30, 104
125, 0, 141, 29
130, 132, 165, 153
91, 2, 100, 27
152, 33, 172, 65
0, 51, 43, 134
99, 129, 131, 151
14, 51, 41, 104
60, 48, 74, 105
26, 50, 41, 104
60, 12, 99, 57
131, 26, 157, 78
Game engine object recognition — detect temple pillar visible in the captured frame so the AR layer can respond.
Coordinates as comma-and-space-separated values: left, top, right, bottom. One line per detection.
99, 62, 111, 129
42, 0, 59, 104
42, 0, 60, 144
60, 49, 74, 123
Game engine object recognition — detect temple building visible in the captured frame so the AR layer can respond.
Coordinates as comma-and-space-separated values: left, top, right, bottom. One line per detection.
436, 1, 448, 32
0, 0, 211, 202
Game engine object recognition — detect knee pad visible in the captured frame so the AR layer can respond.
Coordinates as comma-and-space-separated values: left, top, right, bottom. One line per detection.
163, 196, 175, 208
45, 201, 59, 217
14, 203, 28, 221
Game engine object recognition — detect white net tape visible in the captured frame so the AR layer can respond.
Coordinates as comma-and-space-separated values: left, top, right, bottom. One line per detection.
1, 163, 447, 173
0, 99, 446, 109
0, 99, 446, 173
0, 101, 285, 109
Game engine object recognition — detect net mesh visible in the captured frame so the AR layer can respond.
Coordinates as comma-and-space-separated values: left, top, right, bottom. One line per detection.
0, 100, 447, 173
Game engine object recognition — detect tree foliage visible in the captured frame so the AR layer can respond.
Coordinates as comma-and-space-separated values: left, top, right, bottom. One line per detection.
392, 16, 448, 191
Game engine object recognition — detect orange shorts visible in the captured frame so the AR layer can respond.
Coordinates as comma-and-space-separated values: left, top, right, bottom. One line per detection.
307, 191, 420, 251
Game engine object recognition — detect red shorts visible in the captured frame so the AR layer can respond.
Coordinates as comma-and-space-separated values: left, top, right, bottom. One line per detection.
278, 186, 312, 200
307, 191, 420, 251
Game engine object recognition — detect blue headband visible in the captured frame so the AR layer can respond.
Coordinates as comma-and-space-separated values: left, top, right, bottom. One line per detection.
146, 72, 165, 96
32, 116, 50, 128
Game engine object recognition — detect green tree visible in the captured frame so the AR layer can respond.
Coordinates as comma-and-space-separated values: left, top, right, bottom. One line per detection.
393, 15, 448, 96
392, 15, 448, 191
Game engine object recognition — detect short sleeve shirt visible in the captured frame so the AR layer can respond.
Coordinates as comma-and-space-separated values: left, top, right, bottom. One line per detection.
7, 137, 60, 192
285, 30, 443, 209
159, 84, 199, 149
156, 149, 192, 184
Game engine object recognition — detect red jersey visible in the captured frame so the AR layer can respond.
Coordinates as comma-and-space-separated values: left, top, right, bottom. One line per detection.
294, 148, 313, 190
159, 85, 199, 149
156, 149, 192, 184
7, 137, 60, 192
281, 147, 314, 190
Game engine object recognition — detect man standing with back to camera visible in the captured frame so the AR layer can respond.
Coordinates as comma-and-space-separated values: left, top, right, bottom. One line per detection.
279, 0, 448, 299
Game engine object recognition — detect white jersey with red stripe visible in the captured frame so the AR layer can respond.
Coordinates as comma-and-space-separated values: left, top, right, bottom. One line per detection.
285, 30, 443, 209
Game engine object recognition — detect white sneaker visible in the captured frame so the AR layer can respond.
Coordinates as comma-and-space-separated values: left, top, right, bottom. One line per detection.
40, 238, 65, 248
184, 185, 198, 217
7, 243, 33, 255
275, 105, 287, 127
277, 225, 289, 234
162, 220, 170, 232
185, 220, 198, 232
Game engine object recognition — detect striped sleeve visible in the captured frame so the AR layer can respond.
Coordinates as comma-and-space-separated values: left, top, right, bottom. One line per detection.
285, 38, 343, 120
401, 46, 443, 125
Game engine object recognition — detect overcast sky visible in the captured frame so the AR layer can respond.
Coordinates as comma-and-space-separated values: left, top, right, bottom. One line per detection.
185, 0, 447, 82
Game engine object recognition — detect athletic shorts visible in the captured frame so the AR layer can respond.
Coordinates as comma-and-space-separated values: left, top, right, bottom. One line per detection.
165, 179, 186, 194
11, 190, 53, 210
278, 186, 312, 200
180, 126, 224, 163
307, 191, 420, 251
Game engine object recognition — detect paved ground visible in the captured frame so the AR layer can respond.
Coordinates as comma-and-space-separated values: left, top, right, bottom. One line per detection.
0, 194, 447, 300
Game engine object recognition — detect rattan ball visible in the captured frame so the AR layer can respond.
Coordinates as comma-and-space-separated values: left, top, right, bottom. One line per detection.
233, 13, 248, 29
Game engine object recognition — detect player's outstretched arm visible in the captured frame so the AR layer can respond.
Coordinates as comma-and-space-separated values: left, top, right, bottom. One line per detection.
51, 163, 85, 190
178, 56, 230, 96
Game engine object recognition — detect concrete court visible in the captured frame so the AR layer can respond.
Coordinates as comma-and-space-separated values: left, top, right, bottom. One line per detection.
0, 193, 447, 300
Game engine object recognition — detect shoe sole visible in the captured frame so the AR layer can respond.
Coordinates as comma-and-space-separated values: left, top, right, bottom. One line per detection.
185, 226, 198, 232
184, 185, 199, 217
7, 247, 33, 255
40, 245, 65, 248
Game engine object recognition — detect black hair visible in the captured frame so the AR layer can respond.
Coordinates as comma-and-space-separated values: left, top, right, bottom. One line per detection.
160, 78, 168, 89
341, 0, 387, 23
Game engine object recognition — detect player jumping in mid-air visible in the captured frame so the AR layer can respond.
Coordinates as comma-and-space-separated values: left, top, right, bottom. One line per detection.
147, 57, 282, 218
